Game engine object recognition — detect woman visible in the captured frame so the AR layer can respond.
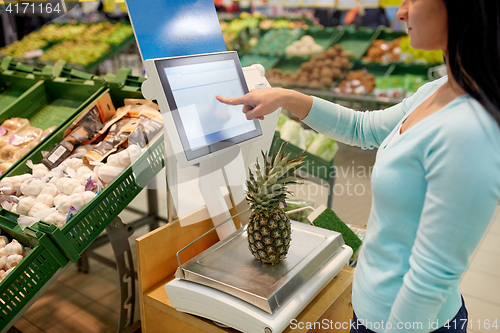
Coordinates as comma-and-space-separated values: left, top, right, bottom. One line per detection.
217, 0, 500, 332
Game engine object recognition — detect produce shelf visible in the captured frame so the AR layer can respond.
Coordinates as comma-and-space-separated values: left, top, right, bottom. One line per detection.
103, 67, 146, 93
240, 54, 279, 72
249, 28, 305, 57
0, 87, 165, 263
335, 26, 380, 60
0, 74, 41, 116
306, 27, 343, 51
0, 79, 105, 176
0, 216, 69, 332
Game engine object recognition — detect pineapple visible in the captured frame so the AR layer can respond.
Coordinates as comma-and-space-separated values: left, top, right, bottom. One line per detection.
246, 144, 305, 265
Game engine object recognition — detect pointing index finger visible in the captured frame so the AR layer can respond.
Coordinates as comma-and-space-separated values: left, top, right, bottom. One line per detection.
216, 95, 247, 106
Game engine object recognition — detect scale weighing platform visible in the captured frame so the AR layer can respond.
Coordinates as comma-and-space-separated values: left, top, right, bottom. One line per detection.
166, 221, 353, 333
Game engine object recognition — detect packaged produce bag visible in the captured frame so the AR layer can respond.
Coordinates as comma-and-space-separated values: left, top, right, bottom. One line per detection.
42, 92, 116, 169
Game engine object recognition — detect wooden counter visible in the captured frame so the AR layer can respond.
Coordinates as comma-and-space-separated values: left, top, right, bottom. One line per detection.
136, 206, 354, 333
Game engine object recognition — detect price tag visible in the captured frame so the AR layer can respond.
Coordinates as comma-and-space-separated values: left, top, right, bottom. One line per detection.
316, 0, 335, 6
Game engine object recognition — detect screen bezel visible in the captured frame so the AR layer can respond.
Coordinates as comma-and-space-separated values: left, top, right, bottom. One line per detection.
155, 52, 262, 161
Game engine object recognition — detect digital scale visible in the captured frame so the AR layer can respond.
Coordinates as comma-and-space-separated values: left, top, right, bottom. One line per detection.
125, 1, 353, 331
167, 220, 352, 333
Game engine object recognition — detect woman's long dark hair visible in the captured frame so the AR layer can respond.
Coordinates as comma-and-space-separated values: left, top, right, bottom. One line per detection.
443, 0, 500, 126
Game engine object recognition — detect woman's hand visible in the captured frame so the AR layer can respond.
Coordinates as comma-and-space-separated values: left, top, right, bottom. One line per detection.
216, 87, 313, 121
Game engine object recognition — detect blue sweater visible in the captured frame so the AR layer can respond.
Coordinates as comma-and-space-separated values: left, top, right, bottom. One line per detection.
302, 76, 500, 332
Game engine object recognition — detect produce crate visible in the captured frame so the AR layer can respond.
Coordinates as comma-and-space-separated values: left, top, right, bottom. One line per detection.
386, 63, 430, 79
0, 87, 165, 263
0, 216, 69, 332
273, 57, 305, 74
40, 60, 104, 83
348, 61, 393, 77
103, 67, 146, 93
307, 27, 343, 50
335, 26, 380, 60
250, 28, 305, 57
0, 57, 44, 80
271, 131, 335, 208
240, 54, 279, 72
0, 74, 41, 116
0, 79, 105, 177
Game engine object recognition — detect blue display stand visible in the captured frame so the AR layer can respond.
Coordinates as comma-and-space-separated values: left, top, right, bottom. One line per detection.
125, 0, 227, 60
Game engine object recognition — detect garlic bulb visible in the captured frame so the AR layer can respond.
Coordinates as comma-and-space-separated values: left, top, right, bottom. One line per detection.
33, 168, 49, 178
53, 194, 67, 207
70, 193, 85, 210
82, 191, 96, 205
17, 197, 36, 216
0, 237, 6, 249
73, 186, 85, 194
0, 177, 15, 195
0, 248, 5, 257
57, 196, 71, 214
5, 254, 23, 269
63, 158, 83, 172
79, 172, 98, 186
76, 166, 93, 179
21, 179, 43, 196
49, 176, 61, 186
4, 239, 23, 256
29, 202, 51, 217
0, 270, 6, 281
98, 165, 124, 184
36, 194, 55, 207
62, 179, 81, 196
40, 183, 58, 197
0, 257, 6, 269
56, 177, 69, 193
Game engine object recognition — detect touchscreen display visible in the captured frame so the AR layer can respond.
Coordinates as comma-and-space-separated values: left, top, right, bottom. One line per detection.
165, 60, 256, 150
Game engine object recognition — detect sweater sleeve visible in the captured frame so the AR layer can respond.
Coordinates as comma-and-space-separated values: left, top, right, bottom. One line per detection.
301, 76, 449, 149
384, 122, 500, 332
301, 97, 411, 149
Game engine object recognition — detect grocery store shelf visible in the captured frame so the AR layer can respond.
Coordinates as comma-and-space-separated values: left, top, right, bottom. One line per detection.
295, 88, 403, 109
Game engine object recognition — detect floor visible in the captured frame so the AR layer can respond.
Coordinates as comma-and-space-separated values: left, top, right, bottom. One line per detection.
10, 143, 500, 333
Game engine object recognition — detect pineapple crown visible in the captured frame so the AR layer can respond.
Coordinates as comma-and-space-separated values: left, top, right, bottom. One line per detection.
246, 143, 306, 215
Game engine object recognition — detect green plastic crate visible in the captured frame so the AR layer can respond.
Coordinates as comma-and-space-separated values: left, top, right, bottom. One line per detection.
0, 88, 165, 263
307, 27, 343, 51
0, 216, 69, 331
273, 57, 305, 74
349, 60, 393, 77
335, 26, 380, 60
0, 74, 41, 116
0, 57, 44, 79
104, 67, 146, 93
386, 63, 430, 79
250, 28, 305, 57
0, 79, 105, 176
271, 131, 335, 208
271, 131, 334, 183
240, 54, 279, 72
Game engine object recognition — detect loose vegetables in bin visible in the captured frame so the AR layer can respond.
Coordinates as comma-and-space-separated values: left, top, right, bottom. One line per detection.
306, 133, 339, 162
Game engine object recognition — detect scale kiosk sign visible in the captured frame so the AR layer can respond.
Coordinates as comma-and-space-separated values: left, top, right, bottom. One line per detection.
125, 1, 352, 332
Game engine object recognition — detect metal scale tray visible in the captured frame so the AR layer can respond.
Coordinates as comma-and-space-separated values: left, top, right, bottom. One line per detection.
175, 221, 345, 314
